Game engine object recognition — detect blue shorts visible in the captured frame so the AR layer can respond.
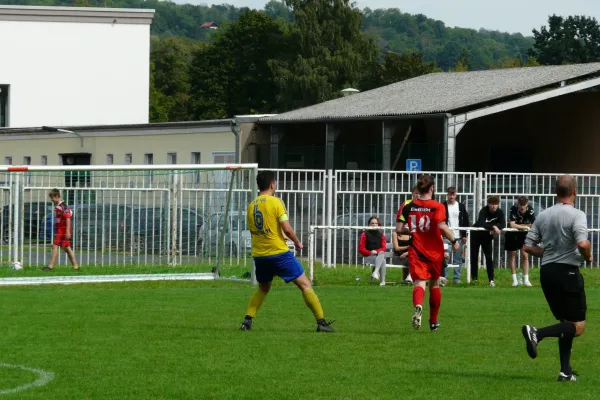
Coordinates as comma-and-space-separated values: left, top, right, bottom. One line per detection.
253, 251, 304, 284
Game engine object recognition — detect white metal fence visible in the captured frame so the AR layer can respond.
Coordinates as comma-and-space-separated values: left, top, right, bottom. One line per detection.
4, 166, 600, 273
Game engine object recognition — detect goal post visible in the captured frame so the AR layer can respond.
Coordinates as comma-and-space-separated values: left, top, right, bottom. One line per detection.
0, 163, 258, 284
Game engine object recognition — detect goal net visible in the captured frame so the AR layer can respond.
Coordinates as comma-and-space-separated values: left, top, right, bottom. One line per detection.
0, 164, 258, 283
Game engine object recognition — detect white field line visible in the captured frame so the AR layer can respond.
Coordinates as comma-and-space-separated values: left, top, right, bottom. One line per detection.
0, 273, 216, 286
0, 363, 55, 395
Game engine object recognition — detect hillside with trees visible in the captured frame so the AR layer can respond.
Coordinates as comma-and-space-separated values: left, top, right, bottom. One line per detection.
2, 0, 594, 122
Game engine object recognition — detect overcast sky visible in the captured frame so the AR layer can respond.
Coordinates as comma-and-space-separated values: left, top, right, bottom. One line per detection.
182, 0, 600, 36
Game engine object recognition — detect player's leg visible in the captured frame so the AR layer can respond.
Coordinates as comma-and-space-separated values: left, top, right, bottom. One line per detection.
240, 259, 274, 330
410, 260, 429, 330
428, 261, 442, 331
292, 274, 335, 332
64, 246, 79, 270
43, 244, 60, 270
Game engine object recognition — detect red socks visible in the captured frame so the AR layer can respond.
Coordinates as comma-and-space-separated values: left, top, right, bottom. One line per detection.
429, 287, 441, 323
412, 286, 425, 307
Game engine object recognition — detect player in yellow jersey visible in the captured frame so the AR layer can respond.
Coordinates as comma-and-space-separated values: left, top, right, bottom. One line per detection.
240, 171, 336, 333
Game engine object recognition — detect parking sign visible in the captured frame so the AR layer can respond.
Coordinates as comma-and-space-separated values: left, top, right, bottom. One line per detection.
406, 159, 422, 172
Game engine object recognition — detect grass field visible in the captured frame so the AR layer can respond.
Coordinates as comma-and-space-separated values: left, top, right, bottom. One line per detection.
0, 267, 599, 399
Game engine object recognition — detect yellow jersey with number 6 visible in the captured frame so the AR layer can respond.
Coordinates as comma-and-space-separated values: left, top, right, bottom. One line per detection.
247, 194, 290, 258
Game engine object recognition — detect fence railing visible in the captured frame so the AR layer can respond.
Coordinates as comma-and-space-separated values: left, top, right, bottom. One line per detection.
4, 166, 600, 274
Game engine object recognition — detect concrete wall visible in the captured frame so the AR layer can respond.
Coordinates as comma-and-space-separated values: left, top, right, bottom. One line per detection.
0, 128, 235, 166
0, 7, 152, 128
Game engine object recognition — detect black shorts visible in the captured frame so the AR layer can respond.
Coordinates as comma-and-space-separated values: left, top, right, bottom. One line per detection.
540, 263, 587, 322
504, 232, 527, 252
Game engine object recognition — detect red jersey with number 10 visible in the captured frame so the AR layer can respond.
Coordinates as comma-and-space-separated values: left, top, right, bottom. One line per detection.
401, 198, 446, 263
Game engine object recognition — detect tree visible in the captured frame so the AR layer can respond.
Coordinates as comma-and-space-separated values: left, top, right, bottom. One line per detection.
190, 9, 290, 119
264, 0, 293, 22
530, 15, 600, 65
150, 36, 203, 121
149, 61, 171, 122
361, 51, 439, 90
269, 0, 379, 110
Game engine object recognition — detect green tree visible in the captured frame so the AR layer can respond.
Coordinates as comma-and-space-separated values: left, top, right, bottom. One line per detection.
530, 15, 600, 65
361, 51, 439, 90
149, 61, 171, 122
269, 0, 379, 110
264, 0, 293, 22
190, 9, 290, 119
151, 36, 203, 121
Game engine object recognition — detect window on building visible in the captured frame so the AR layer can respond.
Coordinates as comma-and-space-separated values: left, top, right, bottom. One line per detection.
4, 156, 12, 165
23, 156, 31, 165
125, 153, 132, 165
106, 154, 114, 165
144, 153, 154, 186
212, 152, 235, 164
167, 153, 177, 165
41, 155, 48, 166
0, 85, 8, 127
191, 152, 201, 184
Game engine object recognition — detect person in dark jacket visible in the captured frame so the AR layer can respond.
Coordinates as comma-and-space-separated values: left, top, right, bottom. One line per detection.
358, 216, 388, 286
441, 186, 470, 284
470, 196, 505, 286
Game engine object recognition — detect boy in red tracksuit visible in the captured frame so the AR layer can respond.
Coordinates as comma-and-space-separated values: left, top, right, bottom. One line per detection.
43, 189, 79, 271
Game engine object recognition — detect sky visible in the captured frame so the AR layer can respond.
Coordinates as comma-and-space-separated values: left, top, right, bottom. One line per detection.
182, 0, 600, 36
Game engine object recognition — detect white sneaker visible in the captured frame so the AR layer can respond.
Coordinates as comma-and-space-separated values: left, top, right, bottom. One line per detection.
524, 280, 532, 287
490, 281, 496, 287
379, 282, 386, 286
412, 304, 423, 330
439, 277, 448, 287
371, 271, 380, 280
512, 280, 519, 287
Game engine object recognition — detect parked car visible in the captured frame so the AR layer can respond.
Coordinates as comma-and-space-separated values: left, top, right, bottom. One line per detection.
120, 207, 205, 255
2, 202, 53, 244
40, 204, 136, 250
203, 211, 252, 256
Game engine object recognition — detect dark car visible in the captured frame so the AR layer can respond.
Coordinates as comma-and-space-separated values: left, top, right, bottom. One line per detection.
40, 204, 136, 250
120, 207, 205, 255
2, 202, 53, 244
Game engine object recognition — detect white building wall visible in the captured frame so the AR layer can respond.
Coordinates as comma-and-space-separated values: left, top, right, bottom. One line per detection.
0, 7, 153, 128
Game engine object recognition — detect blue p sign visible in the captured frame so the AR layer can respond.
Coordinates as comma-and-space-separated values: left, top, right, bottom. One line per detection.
406, 159, 422, 171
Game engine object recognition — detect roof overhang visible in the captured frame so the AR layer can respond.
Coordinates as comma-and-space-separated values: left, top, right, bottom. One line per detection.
0, 5, 155, 25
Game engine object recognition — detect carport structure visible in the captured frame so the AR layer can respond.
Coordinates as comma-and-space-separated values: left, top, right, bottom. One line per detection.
257, 62, 600, 173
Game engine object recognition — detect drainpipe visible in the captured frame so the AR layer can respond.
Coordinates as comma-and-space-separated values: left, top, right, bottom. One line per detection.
230, 119, 240, 163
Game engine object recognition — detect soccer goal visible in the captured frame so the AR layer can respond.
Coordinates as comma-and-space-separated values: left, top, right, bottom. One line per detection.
0, 163, 258, 285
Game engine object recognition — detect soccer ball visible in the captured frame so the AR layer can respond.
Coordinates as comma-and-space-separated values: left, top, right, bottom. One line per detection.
11, 262, 23, 271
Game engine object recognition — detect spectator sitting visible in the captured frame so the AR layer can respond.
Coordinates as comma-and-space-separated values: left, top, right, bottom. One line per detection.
359, 216, 387, 286
392, 230, 413, 284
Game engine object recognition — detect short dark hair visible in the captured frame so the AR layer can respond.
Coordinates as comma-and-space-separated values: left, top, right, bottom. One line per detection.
447, 186, 456, 194
556, 175, 577, 198
416, 175, 435, 194
517, 196, 529, 206
487, 195, 499, 205
256, 171, 276, 192
49, 188, 61, 198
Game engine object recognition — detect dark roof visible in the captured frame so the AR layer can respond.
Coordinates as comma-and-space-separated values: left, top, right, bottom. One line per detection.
200, 21, 217, 27
261, 63, 600, 123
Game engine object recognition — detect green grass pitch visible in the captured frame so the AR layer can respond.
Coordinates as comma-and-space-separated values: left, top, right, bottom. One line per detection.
0, 267, 599, 399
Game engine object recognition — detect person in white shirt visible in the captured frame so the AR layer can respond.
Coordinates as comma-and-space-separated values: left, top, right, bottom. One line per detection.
441, 187, 469, 284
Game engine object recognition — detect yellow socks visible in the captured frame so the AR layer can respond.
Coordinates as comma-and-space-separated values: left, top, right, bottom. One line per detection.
302, 289, 324, 320
245, 290, 268, 318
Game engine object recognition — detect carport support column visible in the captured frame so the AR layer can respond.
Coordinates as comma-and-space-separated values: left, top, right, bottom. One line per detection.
445, 116, 466, 175
270, 125, 283, 168
382, 122, 395, 171
325, 124, 340, 170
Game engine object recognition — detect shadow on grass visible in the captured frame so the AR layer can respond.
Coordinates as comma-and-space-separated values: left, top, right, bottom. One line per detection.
405, 368, 534, 381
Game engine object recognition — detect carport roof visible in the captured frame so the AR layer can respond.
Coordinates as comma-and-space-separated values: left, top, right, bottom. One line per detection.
260, 62, 600, 123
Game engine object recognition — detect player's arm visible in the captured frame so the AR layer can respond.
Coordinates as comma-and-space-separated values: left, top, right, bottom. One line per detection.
65, 216, 72, 238
396, 203, 411, 234
281, 220, 302, 251
574, 212, 592, 262
523, 221, 543, 257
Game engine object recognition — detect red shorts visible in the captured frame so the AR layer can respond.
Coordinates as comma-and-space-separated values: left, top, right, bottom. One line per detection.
53, 231, 71, 248
409, 258, 443, 281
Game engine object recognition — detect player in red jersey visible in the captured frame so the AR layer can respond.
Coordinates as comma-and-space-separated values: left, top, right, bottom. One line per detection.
396, 175, 459, 331
43, 189, 79, 271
